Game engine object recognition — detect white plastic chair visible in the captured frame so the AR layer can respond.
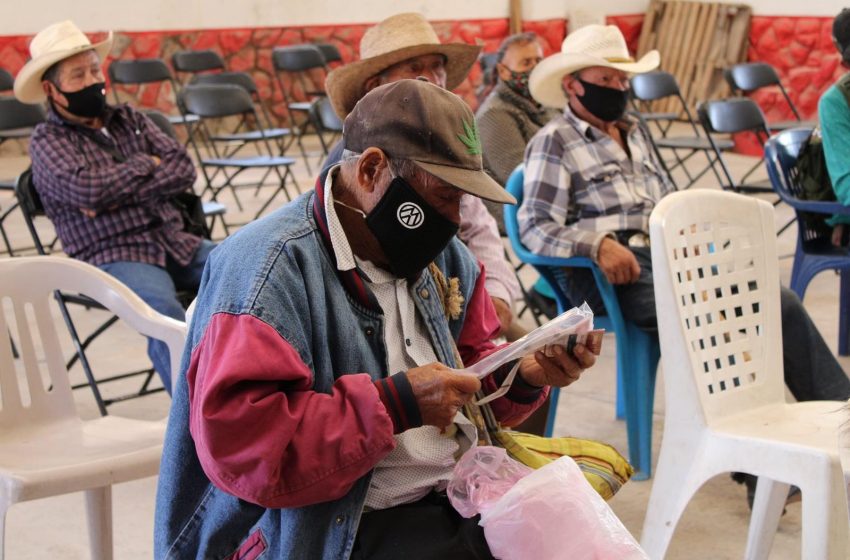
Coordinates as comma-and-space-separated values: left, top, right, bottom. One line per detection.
641, 190, 849, 559
0, 256, 186, 560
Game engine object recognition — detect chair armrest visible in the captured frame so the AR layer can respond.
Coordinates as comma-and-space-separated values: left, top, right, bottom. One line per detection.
786, 199, 850, 216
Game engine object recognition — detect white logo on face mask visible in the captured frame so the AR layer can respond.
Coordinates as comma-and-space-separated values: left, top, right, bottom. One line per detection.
397, 202, 424, 229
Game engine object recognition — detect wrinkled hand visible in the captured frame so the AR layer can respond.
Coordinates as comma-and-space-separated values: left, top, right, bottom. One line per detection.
407, 363, 481, 429
491, 297, 512, 337
151, 155, 162, 166
597, 237, 640, 285
832, 224, 845, 248
80, 208, 97, 218
518, 343, 597, 388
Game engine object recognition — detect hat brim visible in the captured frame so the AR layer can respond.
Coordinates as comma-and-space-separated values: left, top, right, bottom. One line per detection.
412, 159, 516, 205
326, 42, 481, 118
14, 32, 113, 104
529, 50, 660, 109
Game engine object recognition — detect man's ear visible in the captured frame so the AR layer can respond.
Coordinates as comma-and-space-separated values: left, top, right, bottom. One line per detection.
562, 74, 583, 98
496, 62, 512, 82
355, 147, 390, 194
41, 80, 54, 99
363, 74, 382, 95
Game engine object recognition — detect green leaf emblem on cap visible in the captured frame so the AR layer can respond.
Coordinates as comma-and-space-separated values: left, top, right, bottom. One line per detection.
457, 119, 482, 156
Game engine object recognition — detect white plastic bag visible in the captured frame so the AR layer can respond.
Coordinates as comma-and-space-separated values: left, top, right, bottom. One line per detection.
478, 456, 648, 560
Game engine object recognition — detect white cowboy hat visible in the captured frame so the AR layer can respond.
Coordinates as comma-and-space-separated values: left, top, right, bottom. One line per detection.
529, 24, 660, 109
325, 12, 480, 118
14, 20, 113, 104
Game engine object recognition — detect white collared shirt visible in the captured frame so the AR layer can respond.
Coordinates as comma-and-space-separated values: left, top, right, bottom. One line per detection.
324, 167, 476, 509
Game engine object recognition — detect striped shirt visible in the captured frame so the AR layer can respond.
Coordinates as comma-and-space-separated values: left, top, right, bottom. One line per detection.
518, 104, 675, 261
29, 105, 200, 267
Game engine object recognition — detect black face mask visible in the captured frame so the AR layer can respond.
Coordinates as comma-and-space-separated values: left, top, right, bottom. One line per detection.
359, 176, 459, 278
55, 82, 107, 118
575, 79, 629, 123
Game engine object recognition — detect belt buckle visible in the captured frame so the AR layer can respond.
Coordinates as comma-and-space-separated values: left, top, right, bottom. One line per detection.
627, 232, 650, 248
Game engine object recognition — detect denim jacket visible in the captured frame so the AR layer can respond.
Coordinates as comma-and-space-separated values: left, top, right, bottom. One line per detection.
154, 185, 545, 559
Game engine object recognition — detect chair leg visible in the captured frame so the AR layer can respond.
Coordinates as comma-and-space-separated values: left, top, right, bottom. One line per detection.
85, 486, 113, 560
744, 477, 788, 560
799, 462, 850, 560
640, 442, 706, 559
839, 270, 849, 356
0, 501, 7, 560
622, 324, 660, 480
543, 386, 560, 437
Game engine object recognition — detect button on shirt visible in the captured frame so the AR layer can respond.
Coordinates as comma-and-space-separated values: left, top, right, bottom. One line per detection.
323, 169, 477, 510
518, 104, 675, 261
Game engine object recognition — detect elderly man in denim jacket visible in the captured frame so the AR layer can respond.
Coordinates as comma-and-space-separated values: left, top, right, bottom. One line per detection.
155, 80, 597, 559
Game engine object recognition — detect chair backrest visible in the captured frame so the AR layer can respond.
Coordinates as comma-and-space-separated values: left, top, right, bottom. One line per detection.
697, 97, 768, 135
0, 256, 186, 429
108, 58, 174, 85
630, 71, 680, 102
728, 62, 781, 93
0, 97, 46, 131
190, 71, 258, 95
764, 126, 827, 244
316, 97, 342, 132
172, 49, 226, 74
144, 109, 178, 140
649, 190, 785, 427
0, 68, 13, 92
14, 168, 50, 255
181, 82, 254, 118
315, 43, 342, 65
272, 44, 326, 72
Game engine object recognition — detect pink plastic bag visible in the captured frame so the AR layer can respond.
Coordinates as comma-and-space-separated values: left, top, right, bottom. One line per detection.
479, 456, 648, 560
447, 446, 533, 518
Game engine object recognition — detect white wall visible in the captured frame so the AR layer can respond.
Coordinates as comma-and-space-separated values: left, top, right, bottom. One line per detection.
1, 0, 845, 36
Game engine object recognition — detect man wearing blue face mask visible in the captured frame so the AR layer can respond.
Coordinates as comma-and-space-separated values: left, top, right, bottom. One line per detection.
155, 79, 599, 559
15, 20, 213, 392
520, 24, 850, 509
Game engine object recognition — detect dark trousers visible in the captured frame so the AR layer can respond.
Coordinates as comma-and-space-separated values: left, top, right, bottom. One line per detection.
350, 492, 494, 560
561, 247, 850, 402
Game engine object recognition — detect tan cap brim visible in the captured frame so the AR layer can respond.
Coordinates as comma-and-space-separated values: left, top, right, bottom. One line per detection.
413, 159, 516, 205
326, 42, 480, 118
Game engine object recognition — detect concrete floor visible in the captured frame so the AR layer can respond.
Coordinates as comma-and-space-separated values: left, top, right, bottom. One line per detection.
1, 123, 848, 559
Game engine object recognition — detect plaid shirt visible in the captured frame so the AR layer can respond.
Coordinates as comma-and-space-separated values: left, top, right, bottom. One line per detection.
29, 104, 200, 267
518, 104, 675, 260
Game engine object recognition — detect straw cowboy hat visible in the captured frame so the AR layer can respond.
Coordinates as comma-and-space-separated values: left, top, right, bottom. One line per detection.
529, 24, 660, 109
14, 20, 113, 104
325, 12, 480, 118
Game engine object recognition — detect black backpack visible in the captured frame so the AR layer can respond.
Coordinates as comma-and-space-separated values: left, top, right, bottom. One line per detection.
794, 73, 850, 236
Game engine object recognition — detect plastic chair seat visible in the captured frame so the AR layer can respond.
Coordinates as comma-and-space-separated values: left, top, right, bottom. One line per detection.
208, 127, 291, 143
166, 113, 199, 125
0, 127, 35, 140
640, 111, 678, 122
712, 401, 844, 446
767, 119, 816, 132
0, 416, 164, 497
655, 136, 734, 150
201, 155, 296, 168
288, 101, 315, 112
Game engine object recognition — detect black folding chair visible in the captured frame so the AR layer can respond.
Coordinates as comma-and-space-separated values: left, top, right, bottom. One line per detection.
315, 43, 343, 67
182, 83, 300, 224
0, 97, 45, 255
630, 71, 733, 189
272, 44, 331, 170
14, 169, 179, 414
0, 68, 13, 92
697, 97, 775, 195
108, 58, 199, 130
171, 49, 226, 81
725, 62, 817, 132
143, 109, 229, 238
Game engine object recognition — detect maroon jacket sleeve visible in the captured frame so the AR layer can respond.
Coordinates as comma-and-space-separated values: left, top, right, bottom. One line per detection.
456, 263, 549, 427
187, 312, 399, 509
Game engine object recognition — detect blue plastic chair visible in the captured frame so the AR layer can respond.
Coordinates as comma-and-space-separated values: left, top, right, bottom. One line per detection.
504, 166, 660, 479
764, 127, 850, 355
